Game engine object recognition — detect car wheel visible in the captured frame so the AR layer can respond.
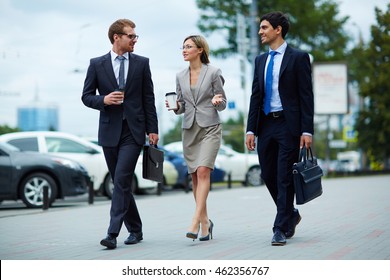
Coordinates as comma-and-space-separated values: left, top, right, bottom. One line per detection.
163, 175, 166, 186
103, 175, 113, 199
246, 166, 262, 186
104, 175, 140, 199
19, 172, 57, 208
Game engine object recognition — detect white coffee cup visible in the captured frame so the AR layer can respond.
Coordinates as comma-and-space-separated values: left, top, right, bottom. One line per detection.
165, 92, 178, 110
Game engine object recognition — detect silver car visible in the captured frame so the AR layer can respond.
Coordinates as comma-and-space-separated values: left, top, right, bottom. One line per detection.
0, 131, 158, 197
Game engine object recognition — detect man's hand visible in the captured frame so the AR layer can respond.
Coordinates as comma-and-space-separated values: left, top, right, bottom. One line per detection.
300, 135, 312, 149
246, 134, 256, 151
104, 91, 124, 105
148, 133, 159, 145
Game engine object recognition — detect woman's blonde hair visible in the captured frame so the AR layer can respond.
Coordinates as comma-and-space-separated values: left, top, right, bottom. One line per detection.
183, 35, 210, 64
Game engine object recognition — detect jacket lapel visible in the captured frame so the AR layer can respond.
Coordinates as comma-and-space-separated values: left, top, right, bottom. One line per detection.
194, 64, 208, 103
279, 46, 292, 78
102, 52, 117, 89
258, 54, 267, 92
125, 53, 136, 90
182, 68, 195, 104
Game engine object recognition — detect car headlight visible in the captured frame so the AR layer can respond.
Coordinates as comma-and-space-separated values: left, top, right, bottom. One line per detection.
53, 158, 82, 170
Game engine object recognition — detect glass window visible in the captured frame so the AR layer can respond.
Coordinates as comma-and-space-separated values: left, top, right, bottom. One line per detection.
8, 138, 39, 151
46, 137, 94, 154
218, 146, 227, 155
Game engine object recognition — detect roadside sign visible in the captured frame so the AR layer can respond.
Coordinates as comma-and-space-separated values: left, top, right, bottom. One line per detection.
343, 126, 358, 142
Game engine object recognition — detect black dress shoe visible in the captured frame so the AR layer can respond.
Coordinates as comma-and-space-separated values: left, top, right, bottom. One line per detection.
272, 230, 287, 246
285, 209, 302, 239
124, 232, 143, 245
100, 234, 117, 249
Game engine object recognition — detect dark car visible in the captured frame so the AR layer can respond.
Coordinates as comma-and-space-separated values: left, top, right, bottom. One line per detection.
162, 147, 226, 190
0, 142, 90, 208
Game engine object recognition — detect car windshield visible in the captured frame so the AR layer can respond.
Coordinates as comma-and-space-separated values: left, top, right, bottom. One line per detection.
0, 142, 21, 152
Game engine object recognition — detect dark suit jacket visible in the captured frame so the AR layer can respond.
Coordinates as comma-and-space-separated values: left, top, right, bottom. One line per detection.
246, 45, 314, 137
82, 52, 158, 147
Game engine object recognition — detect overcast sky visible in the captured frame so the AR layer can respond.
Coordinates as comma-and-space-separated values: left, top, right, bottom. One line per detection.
0, 0, 388, 139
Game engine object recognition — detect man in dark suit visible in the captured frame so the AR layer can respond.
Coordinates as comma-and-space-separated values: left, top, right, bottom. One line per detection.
82, 19, 159, 249
246, 12, 314, 246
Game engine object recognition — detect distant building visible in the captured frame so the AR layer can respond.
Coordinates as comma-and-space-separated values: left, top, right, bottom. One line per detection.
17, 105, 59, 131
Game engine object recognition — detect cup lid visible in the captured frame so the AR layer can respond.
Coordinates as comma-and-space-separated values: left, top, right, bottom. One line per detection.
165, 92, 176, 96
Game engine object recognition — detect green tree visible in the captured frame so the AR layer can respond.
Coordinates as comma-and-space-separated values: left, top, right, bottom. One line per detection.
223, 112, 245, 152
163, 117, 183, 145
352, 4, 390, 168
0, 125, 20, 135
196, 0, 350, 61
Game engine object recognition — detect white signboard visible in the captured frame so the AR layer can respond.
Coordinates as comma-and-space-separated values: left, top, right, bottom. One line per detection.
313, 63, 348, 114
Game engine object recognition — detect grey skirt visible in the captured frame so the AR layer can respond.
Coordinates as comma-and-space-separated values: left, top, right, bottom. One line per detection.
182, 121, 222, 174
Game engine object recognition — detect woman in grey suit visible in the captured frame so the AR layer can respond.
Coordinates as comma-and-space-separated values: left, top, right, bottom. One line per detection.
167, 35, 226, 241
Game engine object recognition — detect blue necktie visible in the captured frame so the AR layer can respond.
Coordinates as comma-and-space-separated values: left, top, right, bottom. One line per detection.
264, 51, 277, 115
117, 56, 125, 90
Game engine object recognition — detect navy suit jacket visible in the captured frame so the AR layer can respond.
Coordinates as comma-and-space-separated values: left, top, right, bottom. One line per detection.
246, 45, 314, 137
82, 52, 158, 147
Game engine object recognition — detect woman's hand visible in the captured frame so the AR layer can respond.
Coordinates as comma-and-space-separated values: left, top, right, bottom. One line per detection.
212, 94, 223, 106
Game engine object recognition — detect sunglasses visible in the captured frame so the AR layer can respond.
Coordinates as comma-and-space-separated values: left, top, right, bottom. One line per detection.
118, 33, 139, 40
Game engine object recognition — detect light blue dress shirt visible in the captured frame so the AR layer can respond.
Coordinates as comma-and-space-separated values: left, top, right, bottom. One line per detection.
264, 42, 287, 113
110, 50, 129, 88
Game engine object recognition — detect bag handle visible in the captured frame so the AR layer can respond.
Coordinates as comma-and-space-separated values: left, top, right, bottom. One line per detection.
146, 144, 161, 150
298, 146, 314, 163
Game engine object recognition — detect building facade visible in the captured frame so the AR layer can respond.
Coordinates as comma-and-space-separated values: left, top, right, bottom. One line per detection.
17, 106, 59, 131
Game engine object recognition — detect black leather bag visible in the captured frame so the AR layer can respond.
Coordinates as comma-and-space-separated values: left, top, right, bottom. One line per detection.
293, 147, 323, 205
142, 145, 164, 183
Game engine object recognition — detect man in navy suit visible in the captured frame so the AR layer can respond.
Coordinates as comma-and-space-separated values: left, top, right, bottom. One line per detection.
82, 19, 159, 249
246, 12, 314, 246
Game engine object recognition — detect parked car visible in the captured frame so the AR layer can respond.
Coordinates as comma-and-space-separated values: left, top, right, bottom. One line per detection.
162, 146, 226, 189
164, 141, 262, 186
105, 159, 177, 196
86, 138, 178, 188
0, 142, 89, 208
162, 159, 178, 186
337, 151, 361, 172
0, 131, 158, 198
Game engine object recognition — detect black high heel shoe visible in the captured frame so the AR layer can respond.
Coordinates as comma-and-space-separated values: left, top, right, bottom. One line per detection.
199, 219, 214, 241
186, 225, 200, 241
186, 231, 198, 240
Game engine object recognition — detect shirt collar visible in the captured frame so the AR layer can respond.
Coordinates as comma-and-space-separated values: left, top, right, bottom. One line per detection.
110, 50, 129, 62
268, 41, 287, 55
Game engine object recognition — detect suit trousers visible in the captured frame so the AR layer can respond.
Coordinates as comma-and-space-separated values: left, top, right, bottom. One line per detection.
102, 120, 143, 236
257, 115, 300, 232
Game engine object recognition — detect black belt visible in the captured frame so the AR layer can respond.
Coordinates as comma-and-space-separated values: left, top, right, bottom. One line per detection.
265, 110, 284, 118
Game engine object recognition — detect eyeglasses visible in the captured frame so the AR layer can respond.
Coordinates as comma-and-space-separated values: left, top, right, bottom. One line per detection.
180, 45, 197, 50
118, 33, 139, 40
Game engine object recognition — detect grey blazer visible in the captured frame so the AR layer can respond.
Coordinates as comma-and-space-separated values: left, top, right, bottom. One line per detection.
175, 64, 226, 129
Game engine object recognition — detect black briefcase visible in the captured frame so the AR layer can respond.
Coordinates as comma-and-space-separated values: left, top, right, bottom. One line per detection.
142, 145, 164, 183
292, 147, 323, 205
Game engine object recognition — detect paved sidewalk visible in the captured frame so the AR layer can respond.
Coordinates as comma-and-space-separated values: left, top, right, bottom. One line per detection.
1, 175, 390, 260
